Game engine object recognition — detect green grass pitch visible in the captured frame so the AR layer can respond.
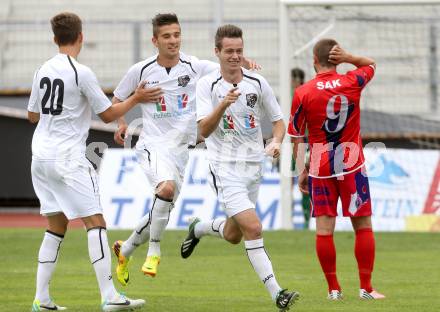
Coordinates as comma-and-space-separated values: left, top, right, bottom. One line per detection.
1, 229, 439, 311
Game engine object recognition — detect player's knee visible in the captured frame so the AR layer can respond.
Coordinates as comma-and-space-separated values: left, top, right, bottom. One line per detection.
224, 232, 242, 244
156, 183, 175, 200
47, 224, 67, 236
244, 222, 262, 239
228, 237, 242, 245
82, 213, 106, 229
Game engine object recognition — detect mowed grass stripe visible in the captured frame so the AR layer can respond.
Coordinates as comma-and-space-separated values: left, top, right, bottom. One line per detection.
0, 229, 438, 311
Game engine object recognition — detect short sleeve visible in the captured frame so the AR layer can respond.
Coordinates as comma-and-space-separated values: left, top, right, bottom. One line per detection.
27, 69, 40, 113
347, 64, 375, 89
287, 90, 306, 137
79, 67, 111, 114
196, 77, 214, 121
260, 77, 283, 122
113, 64, 139, 101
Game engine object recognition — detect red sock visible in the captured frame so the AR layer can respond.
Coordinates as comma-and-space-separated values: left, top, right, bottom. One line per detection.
355, 228, 375, 293
316, 234, 341, 292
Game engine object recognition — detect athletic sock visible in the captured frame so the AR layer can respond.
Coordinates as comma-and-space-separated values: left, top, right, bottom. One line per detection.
121, 212, 152, 258
194, 218, 226, 239
147, 195, 173, 257
316, 234, 341, 292
245, 239, 282, 300
35, 230, 64, 305
355, 228, 375, 293
87, 227, 118, 301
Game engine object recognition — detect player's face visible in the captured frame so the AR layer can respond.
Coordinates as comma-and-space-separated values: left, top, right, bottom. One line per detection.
152, 23, 181, 58
215, 37, 243, 72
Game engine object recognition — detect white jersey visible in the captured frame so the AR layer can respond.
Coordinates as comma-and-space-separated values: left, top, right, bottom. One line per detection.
28, 53, 111, 161
114, 52, 218, 149
197, 68, 283, 163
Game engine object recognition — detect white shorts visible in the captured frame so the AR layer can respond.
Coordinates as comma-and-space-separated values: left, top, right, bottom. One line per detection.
136, 145, 189, 200
208, 161, 263, 217
31, 157, 102, 220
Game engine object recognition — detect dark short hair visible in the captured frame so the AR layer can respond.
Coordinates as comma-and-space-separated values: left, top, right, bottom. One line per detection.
152, 13, 179, 37
50, 12, 82, 46
313, 38, 338, 67
215, 24, 243, 50
291, 68, 305, 83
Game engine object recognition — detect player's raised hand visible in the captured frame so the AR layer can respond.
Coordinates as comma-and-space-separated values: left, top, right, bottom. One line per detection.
134, 81, 163, 103
114, 122, 128, 146
221, 87, 241, 108
328, 45, 349, 65
242, 57, 262, 70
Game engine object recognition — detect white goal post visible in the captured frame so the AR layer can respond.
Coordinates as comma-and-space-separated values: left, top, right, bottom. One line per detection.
278, 0, 440, 229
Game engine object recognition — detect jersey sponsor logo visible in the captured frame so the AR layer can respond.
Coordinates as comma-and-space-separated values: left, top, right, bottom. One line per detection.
244, 114, 256, 129
177, 94, 188, 109
223, 114, 235, 129
156, 96, 167, 112
246, 93, 258, 108
178, 75, 191, 87
316, 79, 341, 90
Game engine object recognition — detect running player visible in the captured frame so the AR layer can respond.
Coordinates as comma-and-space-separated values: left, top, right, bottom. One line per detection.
288, 38, 385, 300
111, 13, 258, 284
180, 24, 299, 311
28, 12, 152, 311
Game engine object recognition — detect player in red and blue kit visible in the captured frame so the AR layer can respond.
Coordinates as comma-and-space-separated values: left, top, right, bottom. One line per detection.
288, 38, 385, 300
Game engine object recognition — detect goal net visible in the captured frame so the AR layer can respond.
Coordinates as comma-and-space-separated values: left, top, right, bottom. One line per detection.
279, 0, 440, 229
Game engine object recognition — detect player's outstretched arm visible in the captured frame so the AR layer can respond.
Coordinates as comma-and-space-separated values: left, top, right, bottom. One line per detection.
328, 45, 375, 68
27, 112, 40, 124
198, 87, 240, 138
99, 82, 161, 123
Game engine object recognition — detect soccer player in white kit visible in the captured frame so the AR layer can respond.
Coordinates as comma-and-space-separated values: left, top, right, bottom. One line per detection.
180, 25, 299, 311
111, 13, 259, 284
28, 12, 154, 311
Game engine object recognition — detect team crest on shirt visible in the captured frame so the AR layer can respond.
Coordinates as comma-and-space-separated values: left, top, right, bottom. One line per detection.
177, 75, 191, 87
246, 93, 258, 108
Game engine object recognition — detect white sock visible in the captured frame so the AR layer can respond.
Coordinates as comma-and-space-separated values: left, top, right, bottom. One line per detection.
87, 227, 118, 301
121, 212, 151, 257
245, 238, 282, 300
147, 196, 173, 257
194, 218, 226, 239
35, 231, 64, 305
